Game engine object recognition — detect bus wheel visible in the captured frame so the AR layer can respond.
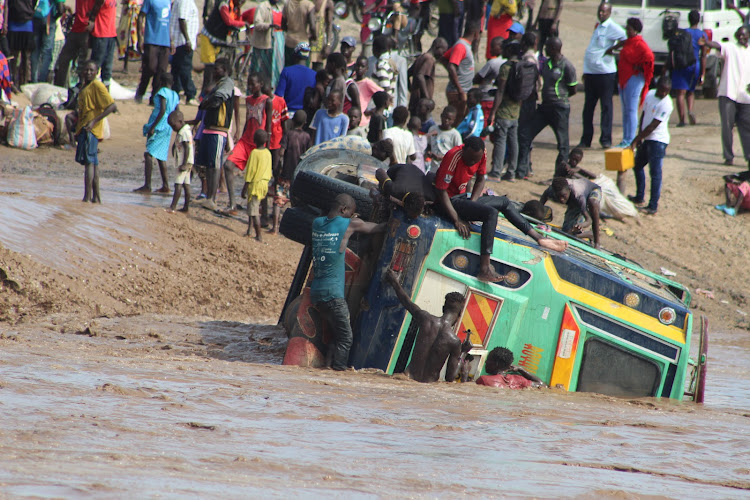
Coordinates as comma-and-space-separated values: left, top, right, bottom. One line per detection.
694, 315, 708, 404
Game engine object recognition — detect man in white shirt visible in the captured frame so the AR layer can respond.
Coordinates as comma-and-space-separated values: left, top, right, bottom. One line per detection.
169, 0, 200, 105
628, 77, 673, 215
578, 2, 625, 149
382, 106, 417, 163
703, 26, 750, 167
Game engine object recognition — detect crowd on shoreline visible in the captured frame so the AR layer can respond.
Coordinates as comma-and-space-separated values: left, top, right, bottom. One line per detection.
1, 0, 749, 234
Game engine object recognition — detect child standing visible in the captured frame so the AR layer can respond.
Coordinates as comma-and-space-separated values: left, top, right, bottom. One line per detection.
366, 91, 391, 144
272, 110, 312, 233
75, 60, 117, 203
135, 73, 180, 194
456, 88, 485, 140
241, 129, 273, 241
382, 105, 416, 164
347, 107, 367, 138
310, 91, 349, 145
415, 98, 436, 134
166, 110, 194, 213
222, 73, 273, 214
427, 105, 462, 172
409, 116, 428, 173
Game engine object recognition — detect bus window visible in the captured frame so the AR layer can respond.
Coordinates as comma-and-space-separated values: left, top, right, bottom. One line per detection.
610, 0, 642, 6
704, 0, 721, 10
576, 338, 661, 398
646, 0, 699, 8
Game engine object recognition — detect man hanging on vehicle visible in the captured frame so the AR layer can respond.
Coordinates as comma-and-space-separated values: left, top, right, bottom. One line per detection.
311, 194, 386, 371
375, 144, 568, 281
385, 270, 472, 383
435, 138, 568, 282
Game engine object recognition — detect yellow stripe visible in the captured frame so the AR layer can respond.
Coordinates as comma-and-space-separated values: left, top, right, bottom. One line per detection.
544, 257, 687, 345
475, 294, 495, 323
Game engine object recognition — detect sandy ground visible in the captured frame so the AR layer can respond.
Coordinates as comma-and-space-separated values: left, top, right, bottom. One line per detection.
1, 1, 750, 496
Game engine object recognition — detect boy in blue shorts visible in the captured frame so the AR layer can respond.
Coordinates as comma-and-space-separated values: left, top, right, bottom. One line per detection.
75, 60, 117, 203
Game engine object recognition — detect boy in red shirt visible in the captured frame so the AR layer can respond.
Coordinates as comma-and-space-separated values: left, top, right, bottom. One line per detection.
476, 347, 545, 389
222, 72, 272, 215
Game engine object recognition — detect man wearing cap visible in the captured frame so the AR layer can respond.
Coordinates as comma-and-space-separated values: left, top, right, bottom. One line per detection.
507, 21, 524, 41
578, 2, 625, 149
341, 36, 357, 68
276, 42, 317, 114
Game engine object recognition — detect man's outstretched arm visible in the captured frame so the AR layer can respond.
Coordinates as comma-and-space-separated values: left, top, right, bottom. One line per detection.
385, 269, 423, 317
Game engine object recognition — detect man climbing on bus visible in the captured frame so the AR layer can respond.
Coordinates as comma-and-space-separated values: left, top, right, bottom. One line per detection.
385, 270, 472, 383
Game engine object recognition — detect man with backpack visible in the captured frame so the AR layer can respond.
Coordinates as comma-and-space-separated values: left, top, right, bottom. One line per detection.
517, 36, 577, 176
487, 39, 528, 180
665, 10, 705, 127
578, 2, 626, 149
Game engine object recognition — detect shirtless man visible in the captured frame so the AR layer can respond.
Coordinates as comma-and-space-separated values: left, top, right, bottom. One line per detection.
385, 270, 471, 383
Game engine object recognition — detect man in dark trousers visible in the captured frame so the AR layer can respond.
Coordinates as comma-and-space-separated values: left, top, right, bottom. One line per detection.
433, 138, 568, 283
311, 194, 386, 370
517, 36, 577, 174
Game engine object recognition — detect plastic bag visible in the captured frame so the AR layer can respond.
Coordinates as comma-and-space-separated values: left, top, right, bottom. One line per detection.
7, 106, 38, 150
593, 173, 638, 218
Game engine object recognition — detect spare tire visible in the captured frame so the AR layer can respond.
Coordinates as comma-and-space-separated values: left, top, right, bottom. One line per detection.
279, 206, 319, 246
292, 170, 375, 221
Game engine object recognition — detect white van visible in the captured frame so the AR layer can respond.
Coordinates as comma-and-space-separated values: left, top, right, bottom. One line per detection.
609, 0, 745, 95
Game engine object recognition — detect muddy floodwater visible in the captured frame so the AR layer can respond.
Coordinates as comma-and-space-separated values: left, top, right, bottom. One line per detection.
2, 176, 750, 497
1, 316, 749, 498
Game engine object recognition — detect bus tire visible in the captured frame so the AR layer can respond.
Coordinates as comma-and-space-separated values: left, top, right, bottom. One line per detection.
279, 206, 318, 246
291, 170, 375, 221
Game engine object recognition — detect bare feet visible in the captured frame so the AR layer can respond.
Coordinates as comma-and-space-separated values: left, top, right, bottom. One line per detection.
477, 269, 505, 283
133, 185, 151, 193
538, 238, 568, 252
254, 235, 263, 243
165, 208, 176, 214
154, 186, 170, 194
178, 207, 189, 213
267, 228, 278, 234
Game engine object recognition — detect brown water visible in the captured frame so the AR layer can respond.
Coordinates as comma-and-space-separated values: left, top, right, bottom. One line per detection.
2, 177, 750, 498
1, 316, 749, 498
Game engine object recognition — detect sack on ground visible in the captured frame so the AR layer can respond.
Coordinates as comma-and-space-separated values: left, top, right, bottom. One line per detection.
594, 173, 638, 219
7, 106, 38, 150
36, 103, 61, 145
33, 113, 54, 144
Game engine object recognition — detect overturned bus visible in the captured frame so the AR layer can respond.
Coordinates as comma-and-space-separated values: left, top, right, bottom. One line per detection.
278, 149, 708, 402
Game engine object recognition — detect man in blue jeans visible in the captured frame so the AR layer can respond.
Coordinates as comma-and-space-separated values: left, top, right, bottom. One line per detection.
31, 0, 64, 82
311, 194, 386, 371
628, 77, 673, 216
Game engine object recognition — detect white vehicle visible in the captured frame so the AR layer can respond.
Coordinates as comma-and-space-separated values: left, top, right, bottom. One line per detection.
609, 0, 745, 96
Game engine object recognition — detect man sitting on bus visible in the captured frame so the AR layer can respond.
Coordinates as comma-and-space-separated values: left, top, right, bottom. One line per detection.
385, 270, 472, 383
476, 347, 545, 389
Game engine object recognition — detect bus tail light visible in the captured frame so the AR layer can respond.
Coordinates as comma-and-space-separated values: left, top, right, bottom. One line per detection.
550, 304, 581, 390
